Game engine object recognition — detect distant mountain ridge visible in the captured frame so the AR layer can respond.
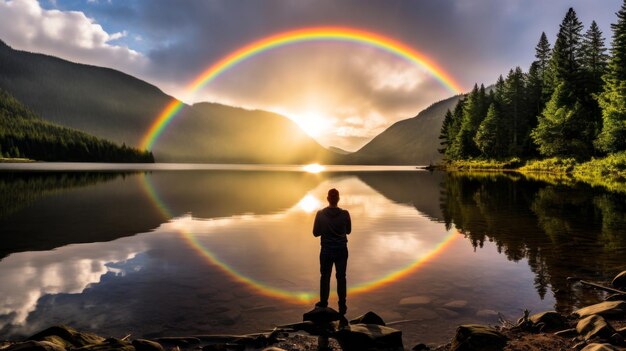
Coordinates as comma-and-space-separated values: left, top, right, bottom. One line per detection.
349, 95, 462, 165
0, 38, 460, 164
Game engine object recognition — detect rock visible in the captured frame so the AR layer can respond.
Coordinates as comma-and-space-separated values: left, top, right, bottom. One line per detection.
574, 341, 588, 350
528, 311, 568, 331
28, 326, 105, 349
475, 309, 499, 318
405, 308, 438, 320
277, 321, 320, 335
131, 339, 163, 351
574, 301, 626, 319
450, 324, 507, 351
605, 294, 626, 302
611, 271, 626, 290
618, 326, 626, 336
153, 337, 200, 347
303, 307, 342, 325
399, 296, 432, 306
436, 308, 460, 318
5, 341, 66, 351
412, 343, 429, 350
444, 300, 468, 310
73, 338, 134, 351
262, 348, 287, 351
554, 328, 578, 338
581, 344, 617, 351
349, 311, 386, 326
334, 323, 403, 351
576, 315, 615, 341
202, 344, 244, 351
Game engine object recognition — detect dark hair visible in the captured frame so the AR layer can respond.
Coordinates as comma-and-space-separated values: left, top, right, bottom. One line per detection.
327, 188, 339, 205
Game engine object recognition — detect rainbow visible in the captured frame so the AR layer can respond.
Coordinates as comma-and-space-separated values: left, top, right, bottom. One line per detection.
140, 172, 459, 303
139, 26, 463, 150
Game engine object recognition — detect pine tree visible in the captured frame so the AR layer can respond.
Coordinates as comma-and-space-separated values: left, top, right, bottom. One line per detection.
445, 98, 466, 160
581, 20, 609, 140
475, 103, 503, 158
502, 67, 528, 155
439, 109, 455, 154
534, 8, 593, 159
455, 84, 488, 158
596, 0, 626, 153
535, 32, 554, 102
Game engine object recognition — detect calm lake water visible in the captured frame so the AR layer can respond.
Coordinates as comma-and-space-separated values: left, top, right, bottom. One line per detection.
0, 164, 625, 346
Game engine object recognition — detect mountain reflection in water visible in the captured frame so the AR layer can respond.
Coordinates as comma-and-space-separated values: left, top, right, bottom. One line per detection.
0, 167, 624, 346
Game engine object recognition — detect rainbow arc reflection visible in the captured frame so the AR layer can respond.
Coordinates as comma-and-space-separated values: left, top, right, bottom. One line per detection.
140, 173, 458, 303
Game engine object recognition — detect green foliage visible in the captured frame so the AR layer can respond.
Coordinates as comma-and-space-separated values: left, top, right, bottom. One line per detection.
532, 84, 594, 159
474, 103, 503, 158
447, 158, 522, 170
519, 157, 578, 173
573, 151, 626, 192
455, 84, 489, 158
0, 89, 154, 162
596, 1, 626, 153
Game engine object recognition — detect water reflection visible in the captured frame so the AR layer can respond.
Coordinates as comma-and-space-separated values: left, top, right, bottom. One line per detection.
0, 168, 624, 345
440, 172, 626, 312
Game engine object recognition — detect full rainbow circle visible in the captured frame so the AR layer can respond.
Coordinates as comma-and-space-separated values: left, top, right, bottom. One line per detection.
140, 172, 459, 303
139, 26, 464, 150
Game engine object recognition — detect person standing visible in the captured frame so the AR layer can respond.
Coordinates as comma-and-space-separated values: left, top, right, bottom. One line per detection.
312, 188, 351, 315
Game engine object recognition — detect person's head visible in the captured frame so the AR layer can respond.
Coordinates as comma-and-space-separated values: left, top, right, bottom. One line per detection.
327, 188, 340, 207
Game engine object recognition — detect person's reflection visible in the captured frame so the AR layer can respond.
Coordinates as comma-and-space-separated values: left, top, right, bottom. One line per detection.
312, 188, 352, 315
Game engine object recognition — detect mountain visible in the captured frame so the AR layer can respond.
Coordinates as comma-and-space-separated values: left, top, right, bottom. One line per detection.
328, 146, 351, 155
0, 39, 333, 163
0, 89, 153, 162
348, 94, 462, 165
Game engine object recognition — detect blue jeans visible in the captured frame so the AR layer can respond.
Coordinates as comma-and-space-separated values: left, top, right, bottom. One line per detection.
318, 246, 348, 311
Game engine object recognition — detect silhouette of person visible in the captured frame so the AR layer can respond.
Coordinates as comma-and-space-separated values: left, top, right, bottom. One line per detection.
313, 188, 351, 315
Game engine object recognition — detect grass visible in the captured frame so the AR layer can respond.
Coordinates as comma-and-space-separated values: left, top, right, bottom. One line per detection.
445, 153, 626, 193
0, 157, 35, 163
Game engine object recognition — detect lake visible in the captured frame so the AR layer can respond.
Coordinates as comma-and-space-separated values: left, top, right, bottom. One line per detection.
0, 164, 624, 346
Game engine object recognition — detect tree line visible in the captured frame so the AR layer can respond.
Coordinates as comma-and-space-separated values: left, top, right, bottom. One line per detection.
439, 3, 626, 161
0, 89, 154, 162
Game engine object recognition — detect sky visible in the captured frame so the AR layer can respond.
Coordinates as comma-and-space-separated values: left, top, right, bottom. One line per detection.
0, 0, 622, 151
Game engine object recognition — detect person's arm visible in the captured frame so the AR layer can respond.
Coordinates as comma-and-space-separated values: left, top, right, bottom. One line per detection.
345, 210, 351, 235
313, 211, 322, 237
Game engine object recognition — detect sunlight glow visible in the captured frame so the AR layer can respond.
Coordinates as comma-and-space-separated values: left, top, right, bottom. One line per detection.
289, 110, 334, 138
297, 194, 322, 213
302, 163, 325, 173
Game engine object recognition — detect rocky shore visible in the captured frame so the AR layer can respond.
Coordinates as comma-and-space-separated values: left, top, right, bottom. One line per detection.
2, 271, 625, 351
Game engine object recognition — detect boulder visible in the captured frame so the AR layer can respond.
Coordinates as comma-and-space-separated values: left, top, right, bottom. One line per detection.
303, 307, 342, 325
28, 326, 104, 349
581, 344, 617, 351
554, 328, 578, 338
73, 338, 134, 351
350, 311, 386, 326
277, 321, 320, 335
131, 339, 163, 351
399, 296, 432, 306
334, 324, 403, 351
576, 315, 615, 341
262, 348, 287, 351
611, 271, 626, 290
573, 301, 626, 319
5, 341, 66, 351
153, 337, 200, 348
450, 324, 507, 351
528, 311, 568, 331
444, 300, 468, 310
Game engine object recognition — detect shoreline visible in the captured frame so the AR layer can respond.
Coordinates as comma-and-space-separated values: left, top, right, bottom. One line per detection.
2, 273, 624, 351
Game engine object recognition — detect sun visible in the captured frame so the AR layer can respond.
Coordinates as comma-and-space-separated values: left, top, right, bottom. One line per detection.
302, 163, 325, 173
288, 110, 333, 139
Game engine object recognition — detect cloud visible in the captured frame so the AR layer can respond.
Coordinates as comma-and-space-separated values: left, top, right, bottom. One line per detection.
0, 0, 146, 74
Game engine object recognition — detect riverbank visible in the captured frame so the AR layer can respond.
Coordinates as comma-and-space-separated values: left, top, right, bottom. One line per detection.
441, 152, 626, 193
2, 271, 625, 351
